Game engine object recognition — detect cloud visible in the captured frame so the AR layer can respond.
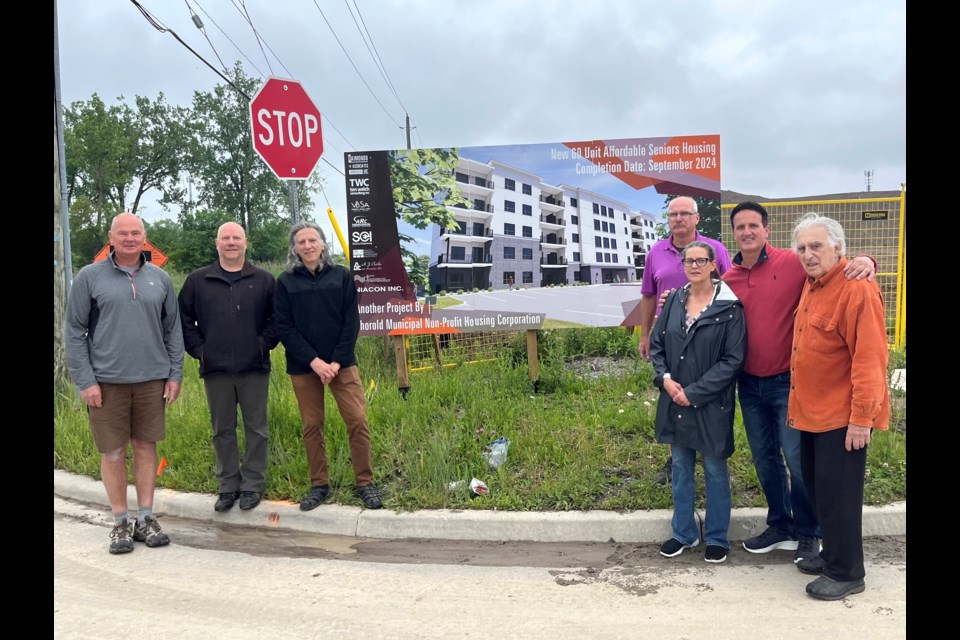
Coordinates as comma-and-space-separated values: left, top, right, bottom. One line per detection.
57, 0, 906, 226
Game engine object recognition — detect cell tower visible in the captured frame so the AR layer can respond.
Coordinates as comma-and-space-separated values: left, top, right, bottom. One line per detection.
864, 170, 874, 192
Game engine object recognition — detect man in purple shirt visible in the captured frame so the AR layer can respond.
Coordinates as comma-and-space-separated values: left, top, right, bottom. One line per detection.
638, 196, 732, 360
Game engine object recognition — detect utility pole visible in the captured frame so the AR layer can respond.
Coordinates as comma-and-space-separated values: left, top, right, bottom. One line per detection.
54, 0, 74, 391
288, 181, 300, 223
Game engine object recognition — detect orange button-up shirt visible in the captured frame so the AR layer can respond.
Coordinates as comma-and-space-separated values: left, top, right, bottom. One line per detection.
787, 257, 890, 433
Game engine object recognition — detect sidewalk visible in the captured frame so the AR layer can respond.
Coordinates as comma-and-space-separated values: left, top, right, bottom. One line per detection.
53, 469, 906, 543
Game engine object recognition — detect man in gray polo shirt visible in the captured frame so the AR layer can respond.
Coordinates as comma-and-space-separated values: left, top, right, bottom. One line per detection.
66, 212, 184, 554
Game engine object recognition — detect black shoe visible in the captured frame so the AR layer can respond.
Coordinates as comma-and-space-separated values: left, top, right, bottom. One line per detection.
806, 576, 865, 600
300, 484, 330, 511
660, 537, 698, 558
214, 491, 240, 512
794, 536, 822, 563
238, 491, 261, 511
355, 484, 383, 509
742, 527, 798, 553
109, 519, 134, 555
797, 555, 826, 575
704, 545, 728, 564
655, 456, 673, 486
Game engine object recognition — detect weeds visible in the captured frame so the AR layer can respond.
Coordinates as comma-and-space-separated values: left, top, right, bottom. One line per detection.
53, 327, 906, 511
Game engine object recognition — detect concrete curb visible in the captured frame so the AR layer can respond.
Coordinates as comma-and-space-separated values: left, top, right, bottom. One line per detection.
53, 469, 905, 543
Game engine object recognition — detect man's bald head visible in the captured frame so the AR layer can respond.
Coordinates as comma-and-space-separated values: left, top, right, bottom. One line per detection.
110, 212, 145, 233
216, 221, 248, 271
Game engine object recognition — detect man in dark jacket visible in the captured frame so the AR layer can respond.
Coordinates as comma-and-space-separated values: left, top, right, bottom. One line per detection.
178, 221, 278, 512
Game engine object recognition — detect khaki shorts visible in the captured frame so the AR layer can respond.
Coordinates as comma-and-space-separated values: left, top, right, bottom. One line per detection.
87, 380, 167, 452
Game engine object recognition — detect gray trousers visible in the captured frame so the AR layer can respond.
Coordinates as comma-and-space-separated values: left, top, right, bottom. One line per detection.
203, 372, 270, 494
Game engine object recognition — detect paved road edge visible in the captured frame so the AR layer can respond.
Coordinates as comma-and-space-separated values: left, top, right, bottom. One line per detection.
54, 469, 905, 543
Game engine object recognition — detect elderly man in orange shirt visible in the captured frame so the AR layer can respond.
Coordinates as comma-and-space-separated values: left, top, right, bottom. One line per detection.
787, 213, 890, 601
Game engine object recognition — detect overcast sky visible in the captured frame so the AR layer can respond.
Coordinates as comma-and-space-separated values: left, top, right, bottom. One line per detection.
56, 0, 906, 246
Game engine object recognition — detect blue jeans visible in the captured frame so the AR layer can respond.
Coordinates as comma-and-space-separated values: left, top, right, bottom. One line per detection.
738, 372, 819, 538
670, 445, 731, 549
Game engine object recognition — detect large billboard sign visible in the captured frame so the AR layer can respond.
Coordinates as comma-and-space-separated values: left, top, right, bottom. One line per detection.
345, 135, 720, 336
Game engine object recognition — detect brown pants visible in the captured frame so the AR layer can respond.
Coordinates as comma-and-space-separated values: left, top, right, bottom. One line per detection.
290, 365, 373, 487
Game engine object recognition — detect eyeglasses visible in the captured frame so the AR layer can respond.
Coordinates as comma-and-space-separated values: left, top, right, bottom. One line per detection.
667, 211, 697, 219
682, 257, 711, 267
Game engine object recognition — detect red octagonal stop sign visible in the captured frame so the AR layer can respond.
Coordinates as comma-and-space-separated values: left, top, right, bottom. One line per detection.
249, 76, 324, 180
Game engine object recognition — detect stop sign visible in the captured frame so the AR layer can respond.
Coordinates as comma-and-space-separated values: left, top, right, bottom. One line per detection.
249, 76, 324, 180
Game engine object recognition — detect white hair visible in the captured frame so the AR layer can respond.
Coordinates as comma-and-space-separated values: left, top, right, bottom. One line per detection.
792, 213, 846, 256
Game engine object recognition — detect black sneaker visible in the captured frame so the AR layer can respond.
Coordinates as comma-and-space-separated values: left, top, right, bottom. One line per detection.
660, 537, 699, 558
132, 516, 170, 548
704, 545, 728, 563
300, 484, 330, 511
238, 491, 261, 511
109, 519, 134, 555
355, 484, 383, 509
742, 527, 798, 553
214, 491, 239, 512
794, 536, 822, 563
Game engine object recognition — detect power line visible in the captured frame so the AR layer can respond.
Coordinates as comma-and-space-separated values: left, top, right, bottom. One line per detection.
191, 0, 265, 76
129, 0, 248, 98
230, 0, 275, 76
184, 0, 227, 72
310, 0, 403, 128
344, 0, 407, 113
133, 0, 354, 176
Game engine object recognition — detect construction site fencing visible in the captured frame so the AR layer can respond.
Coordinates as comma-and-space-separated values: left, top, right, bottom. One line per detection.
720, 185, 906, 347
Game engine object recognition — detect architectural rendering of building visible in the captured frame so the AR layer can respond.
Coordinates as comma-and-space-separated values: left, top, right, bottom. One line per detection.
429, 158, 659, 293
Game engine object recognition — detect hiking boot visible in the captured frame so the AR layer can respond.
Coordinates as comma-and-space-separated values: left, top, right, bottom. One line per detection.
704, 545, 728, 563
660, 537, 699, 558
214, 491, 239, 512
300, 484, 330, 512
742, 527, 798, 553
794, 536, 822, 563
133, 516, 170, 548
238, 491, 261, 511
797, 555, 826, 575
806, 576, 865, 600
655, 456, 673, 486
109, 519, 134, 555
355, 484, 383, 509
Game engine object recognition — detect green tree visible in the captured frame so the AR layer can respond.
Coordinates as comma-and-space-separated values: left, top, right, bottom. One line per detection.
404, 254, 430, 292
180, 63, 320, 231
664, 194, 722, 240
388, 148, 468, 262
67, 195, 120, 268
64, 93, 187, 227
654, 221, 669, 241
144, 219, 183, 266
248, 218, 290, 264
170, 209, 234, 271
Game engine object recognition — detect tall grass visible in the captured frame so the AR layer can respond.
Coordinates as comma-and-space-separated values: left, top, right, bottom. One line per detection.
53, 328, 907, 511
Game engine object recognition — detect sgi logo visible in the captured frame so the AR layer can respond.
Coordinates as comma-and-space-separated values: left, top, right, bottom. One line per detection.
352, 231, 373, 245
